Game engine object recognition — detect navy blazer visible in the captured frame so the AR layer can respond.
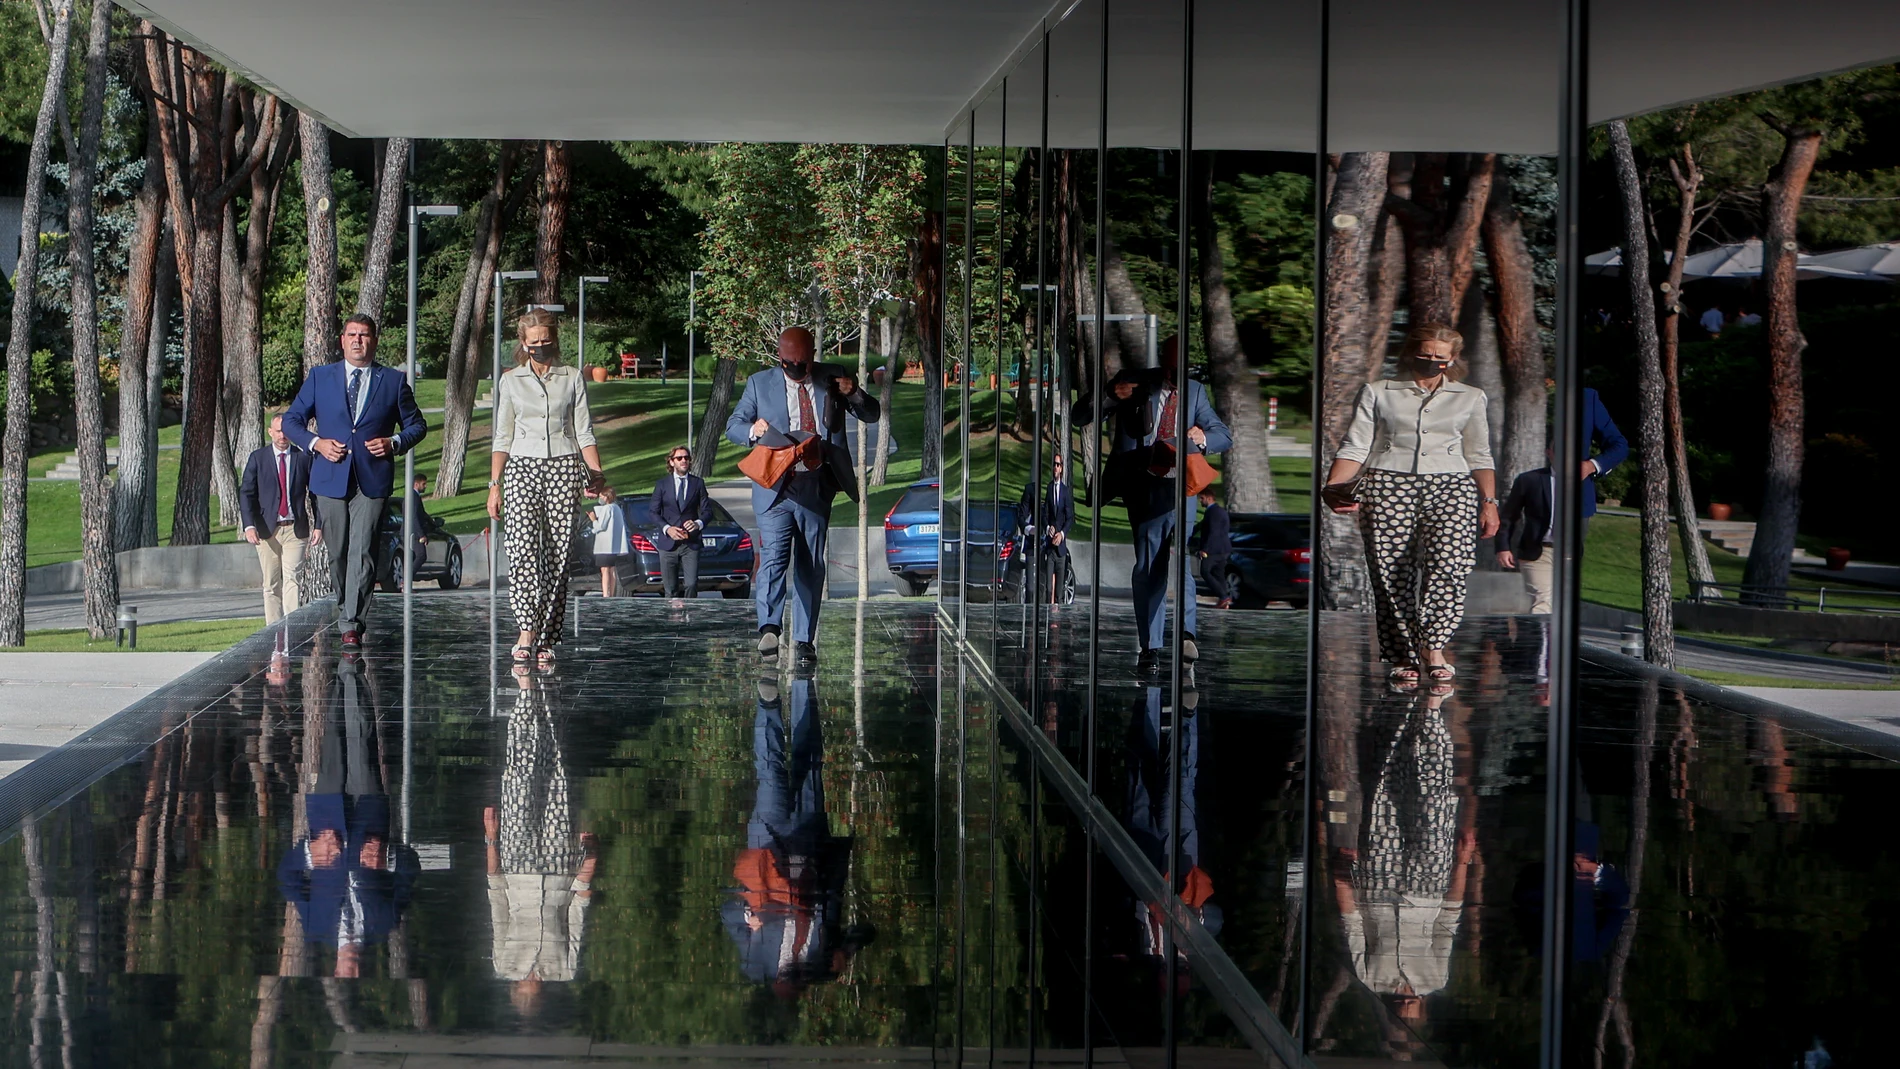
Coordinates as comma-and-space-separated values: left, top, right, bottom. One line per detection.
1580, 387, 1628, 519
1199, 503, 1232, 558
725, 363, 881, 515
1017, 474, 1075, 545
282, 361, 427, 500
1497, 466, 1554, 560
649, 472, 713, 550
239, 445, 321, 540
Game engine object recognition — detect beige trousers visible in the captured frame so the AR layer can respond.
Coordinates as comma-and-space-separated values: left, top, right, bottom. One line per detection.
255, 526, 309, 624
1518, 551, 1555, 614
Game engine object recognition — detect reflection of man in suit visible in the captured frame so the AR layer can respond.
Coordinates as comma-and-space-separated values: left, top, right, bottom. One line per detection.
1577, 387, 1628, 536
1196, 489, 1234, 610
1080, 337, 1232, 674
723, 674, 862, 992
649, 445, 713, 599
241, 415, 324, 623
726, 327, 881, 662
1124, 684, 1220, 963
1017, 452, 1075, 605
277, 657, 418, 978
1495, 448, 1556, 614
281, 313, 428, 649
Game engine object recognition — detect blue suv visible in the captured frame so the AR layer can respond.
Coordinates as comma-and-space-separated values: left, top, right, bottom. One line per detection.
883, 479, 940, 597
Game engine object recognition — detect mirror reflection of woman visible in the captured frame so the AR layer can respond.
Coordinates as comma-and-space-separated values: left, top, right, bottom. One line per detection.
486, 309, 608, 668
1323, 325, 1500, 683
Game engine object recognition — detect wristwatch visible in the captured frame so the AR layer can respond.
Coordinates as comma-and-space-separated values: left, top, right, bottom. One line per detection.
1482, 496, 1500, 505
487, 480, 500, 488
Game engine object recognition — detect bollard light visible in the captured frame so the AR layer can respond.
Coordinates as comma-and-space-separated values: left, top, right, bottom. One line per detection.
116, 605, 138, 649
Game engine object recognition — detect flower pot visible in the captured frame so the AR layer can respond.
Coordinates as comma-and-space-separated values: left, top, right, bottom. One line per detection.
1826, 546, 1852, 571
588, 366, 609, 383
1708, 502, 1732, 522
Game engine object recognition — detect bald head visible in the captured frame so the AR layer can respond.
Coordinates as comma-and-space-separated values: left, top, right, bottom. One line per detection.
778, 327, 815, 363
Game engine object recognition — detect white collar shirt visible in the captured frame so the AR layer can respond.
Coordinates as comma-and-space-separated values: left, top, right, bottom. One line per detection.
782, 373, 826, 471
1335, 377, 1494, 474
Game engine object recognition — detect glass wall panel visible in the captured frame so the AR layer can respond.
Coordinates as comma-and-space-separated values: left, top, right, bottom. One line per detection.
943, 121, 972, 625
999, 39, 1048, 705
964, 91, 1009, 666
1310, 1, 1563, 1065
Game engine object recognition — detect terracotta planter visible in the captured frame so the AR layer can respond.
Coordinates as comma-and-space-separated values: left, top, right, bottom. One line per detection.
588, 366, 609, 383
1826, 546, 1852, 571
1708, 502, 1733, 522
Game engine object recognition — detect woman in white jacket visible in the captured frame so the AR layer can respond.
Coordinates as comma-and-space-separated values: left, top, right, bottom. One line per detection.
1323, 324, 1500, 683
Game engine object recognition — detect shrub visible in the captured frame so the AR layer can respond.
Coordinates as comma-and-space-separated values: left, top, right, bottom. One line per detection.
263, 340, 303, 405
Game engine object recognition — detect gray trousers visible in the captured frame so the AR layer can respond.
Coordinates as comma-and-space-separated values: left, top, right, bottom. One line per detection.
315, 492, 387, 634
659, 543, 700, 598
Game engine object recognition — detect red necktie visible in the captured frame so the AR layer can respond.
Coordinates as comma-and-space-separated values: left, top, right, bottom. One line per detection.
276, 452, 290, 523
1157, 389, 1178, 443
797, 383, 816, 433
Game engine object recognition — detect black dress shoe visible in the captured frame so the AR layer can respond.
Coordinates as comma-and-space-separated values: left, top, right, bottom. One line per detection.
794, 641, 818, 663
341, 630, 361, 651
1137, 648, 1159, 676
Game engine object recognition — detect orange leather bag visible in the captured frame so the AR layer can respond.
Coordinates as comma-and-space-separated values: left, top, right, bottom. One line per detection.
1146, 440, 1219, 496
739, 437, 825, 491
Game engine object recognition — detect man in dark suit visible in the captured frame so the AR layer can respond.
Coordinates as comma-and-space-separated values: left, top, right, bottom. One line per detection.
1017, 451, 1075, 605
1196, 489, 1234, 610
1496, 460, 1556, 613
649, 445, 714, 599
726, 327, 880, 662
1079, 337, 1232, 674
240, 415, 324, 624
282, 313, 428, 650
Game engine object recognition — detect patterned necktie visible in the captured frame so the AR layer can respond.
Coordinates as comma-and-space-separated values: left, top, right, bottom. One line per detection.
1157, 388, 1178, 443
348, 368, 364, 423
797, 383, 816, 434
276, 452, 290, 522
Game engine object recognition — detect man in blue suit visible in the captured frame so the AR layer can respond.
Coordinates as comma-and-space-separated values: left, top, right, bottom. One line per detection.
649, 445, 714, 599
727, 327, 880, 662
1081, 337, 1231, 674
1017, 451, 1075, 605
282, 314, 428, 649
1578, 387, 1628, 534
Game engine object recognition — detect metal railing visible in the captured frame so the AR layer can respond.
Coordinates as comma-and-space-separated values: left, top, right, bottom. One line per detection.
1687, 580, 1900, 614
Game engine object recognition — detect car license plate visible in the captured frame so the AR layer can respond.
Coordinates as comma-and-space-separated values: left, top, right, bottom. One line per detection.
914, 523, 940, 535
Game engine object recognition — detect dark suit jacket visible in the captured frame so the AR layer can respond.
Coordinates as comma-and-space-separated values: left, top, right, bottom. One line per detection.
240, 445, 320, 540
724, 363, 881, 514
1017, 474, 1075, 546
1496, 466, 1554, 560
1200, 503, 1232, 558
1076, 370, 1232, 516
649, 472, 714, 550
1580, 387, 1628, 519
282, 360, 428, 500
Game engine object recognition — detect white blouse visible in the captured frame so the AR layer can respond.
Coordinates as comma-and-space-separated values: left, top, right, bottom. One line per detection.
1337, 378, 1494, 474
493, 363, 597, 459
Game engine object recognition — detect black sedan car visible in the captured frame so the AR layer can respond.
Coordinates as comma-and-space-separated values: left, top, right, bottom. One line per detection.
1194, 511, 1310, 609
939, 503, 1024, 604
572, 495, 756, 598
373, 505, 465, 591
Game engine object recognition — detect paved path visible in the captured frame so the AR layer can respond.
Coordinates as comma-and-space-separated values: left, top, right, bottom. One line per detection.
1731, 687, 1900, 741
26, 587, 265, 631
0, 653, 213, 780
1582, 625, 1897, 686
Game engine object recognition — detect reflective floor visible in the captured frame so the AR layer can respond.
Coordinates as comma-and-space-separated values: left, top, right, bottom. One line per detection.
0, 597, 1895, 1067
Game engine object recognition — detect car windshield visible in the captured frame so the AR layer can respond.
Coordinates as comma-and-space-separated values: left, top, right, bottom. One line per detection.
962, 505, 1019, 542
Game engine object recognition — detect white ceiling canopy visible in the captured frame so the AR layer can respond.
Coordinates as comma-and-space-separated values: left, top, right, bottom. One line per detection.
122, 0, 1900, 152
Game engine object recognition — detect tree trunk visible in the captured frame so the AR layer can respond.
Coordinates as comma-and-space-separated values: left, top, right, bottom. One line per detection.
214, 206, 243, 528
692, 357, 741, 480
1102, 235, 1147, 365
1196, 156, 1276, 512
534, 140, 571, 307
871, 310, 903, 487
115, 105, 167, 551
234, 105, 294, 471
1482, 178, 1548, 485
300, 113, 338, 373
857, 303, 871, 599
913, 210, 944, 479
1317, 152, 1389, 612
1608, 120, 1675, 667
66, 0, 119, 639
1662, 147, 1720, 597
1388, 153, 1494, 329
1742, 122, 1822, 602
436, 146, 513, 499
356, 137, 412, 324
1459, 285, 1507, 492
171, 201, 227, 546
141, 234, 175, 548
0, 0, 76, 646
1364, 194, 1403, 378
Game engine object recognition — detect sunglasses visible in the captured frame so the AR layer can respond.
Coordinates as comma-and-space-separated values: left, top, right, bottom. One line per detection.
670, 454, 691, 461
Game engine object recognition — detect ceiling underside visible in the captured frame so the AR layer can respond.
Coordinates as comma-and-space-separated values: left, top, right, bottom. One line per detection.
125, 0, 1900, 153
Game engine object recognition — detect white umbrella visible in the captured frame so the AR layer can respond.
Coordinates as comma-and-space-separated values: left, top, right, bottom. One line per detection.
1800, 241, 1900, 281
1584, 246, 1675, 277
1677, 238, 1834, 281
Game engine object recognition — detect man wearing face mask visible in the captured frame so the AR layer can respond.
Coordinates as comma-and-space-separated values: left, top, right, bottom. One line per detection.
726, 327, 881, 662
1080, 337, 1232, 676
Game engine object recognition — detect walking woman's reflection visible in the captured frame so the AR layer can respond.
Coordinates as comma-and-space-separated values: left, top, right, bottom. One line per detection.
484, 668, 598, 1017
724, 673, 866, 993
1125, 684, 1221, 964
278, 657, 419, 978
1330, 684, 1478, 1049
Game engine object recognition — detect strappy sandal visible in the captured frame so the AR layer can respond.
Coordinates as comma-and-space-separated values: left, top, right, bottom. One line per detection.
1426, 662, 1457, 681
1388, 664, 1421, 683
511, 643, 534, 663
536, 645, 557, 668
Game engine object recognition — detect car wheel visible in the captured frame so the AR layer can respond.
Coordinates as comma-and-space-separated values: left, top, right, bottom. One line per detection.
379, 561, 402, 593
723, 583, 752, 600
439, 546, 463, 589
899, 577, 931, 597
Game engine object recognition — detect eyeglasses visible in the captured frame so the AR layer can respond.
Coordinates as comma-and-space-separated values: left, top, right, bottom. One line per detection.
670, 454, 691, 462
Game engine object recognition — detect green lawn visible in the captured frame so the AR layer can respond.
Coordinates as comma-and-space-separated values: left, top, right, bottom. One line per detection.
1678, 668, 1900, 691
1582, 513, 1898, 614
6, 616, 265, 652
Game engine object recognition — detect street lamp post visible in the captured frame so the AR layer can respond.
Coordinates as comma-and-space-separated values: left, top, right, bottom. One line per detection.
578, 275, 609, 377
403, 205, 459, 635
687, 269, 703, 448
491, 269, 538, 668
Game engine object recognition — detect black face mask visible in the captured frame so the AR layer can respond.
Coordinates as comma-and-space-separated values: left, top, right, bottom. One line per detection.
1423, 358, 1453, 374
781, 360, 811, 381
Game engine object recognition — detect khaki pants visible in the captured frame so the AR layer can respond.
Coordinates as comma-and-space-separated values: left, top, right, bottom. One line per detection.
1518, 551, 1555, 614
255, 526, 310, 624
